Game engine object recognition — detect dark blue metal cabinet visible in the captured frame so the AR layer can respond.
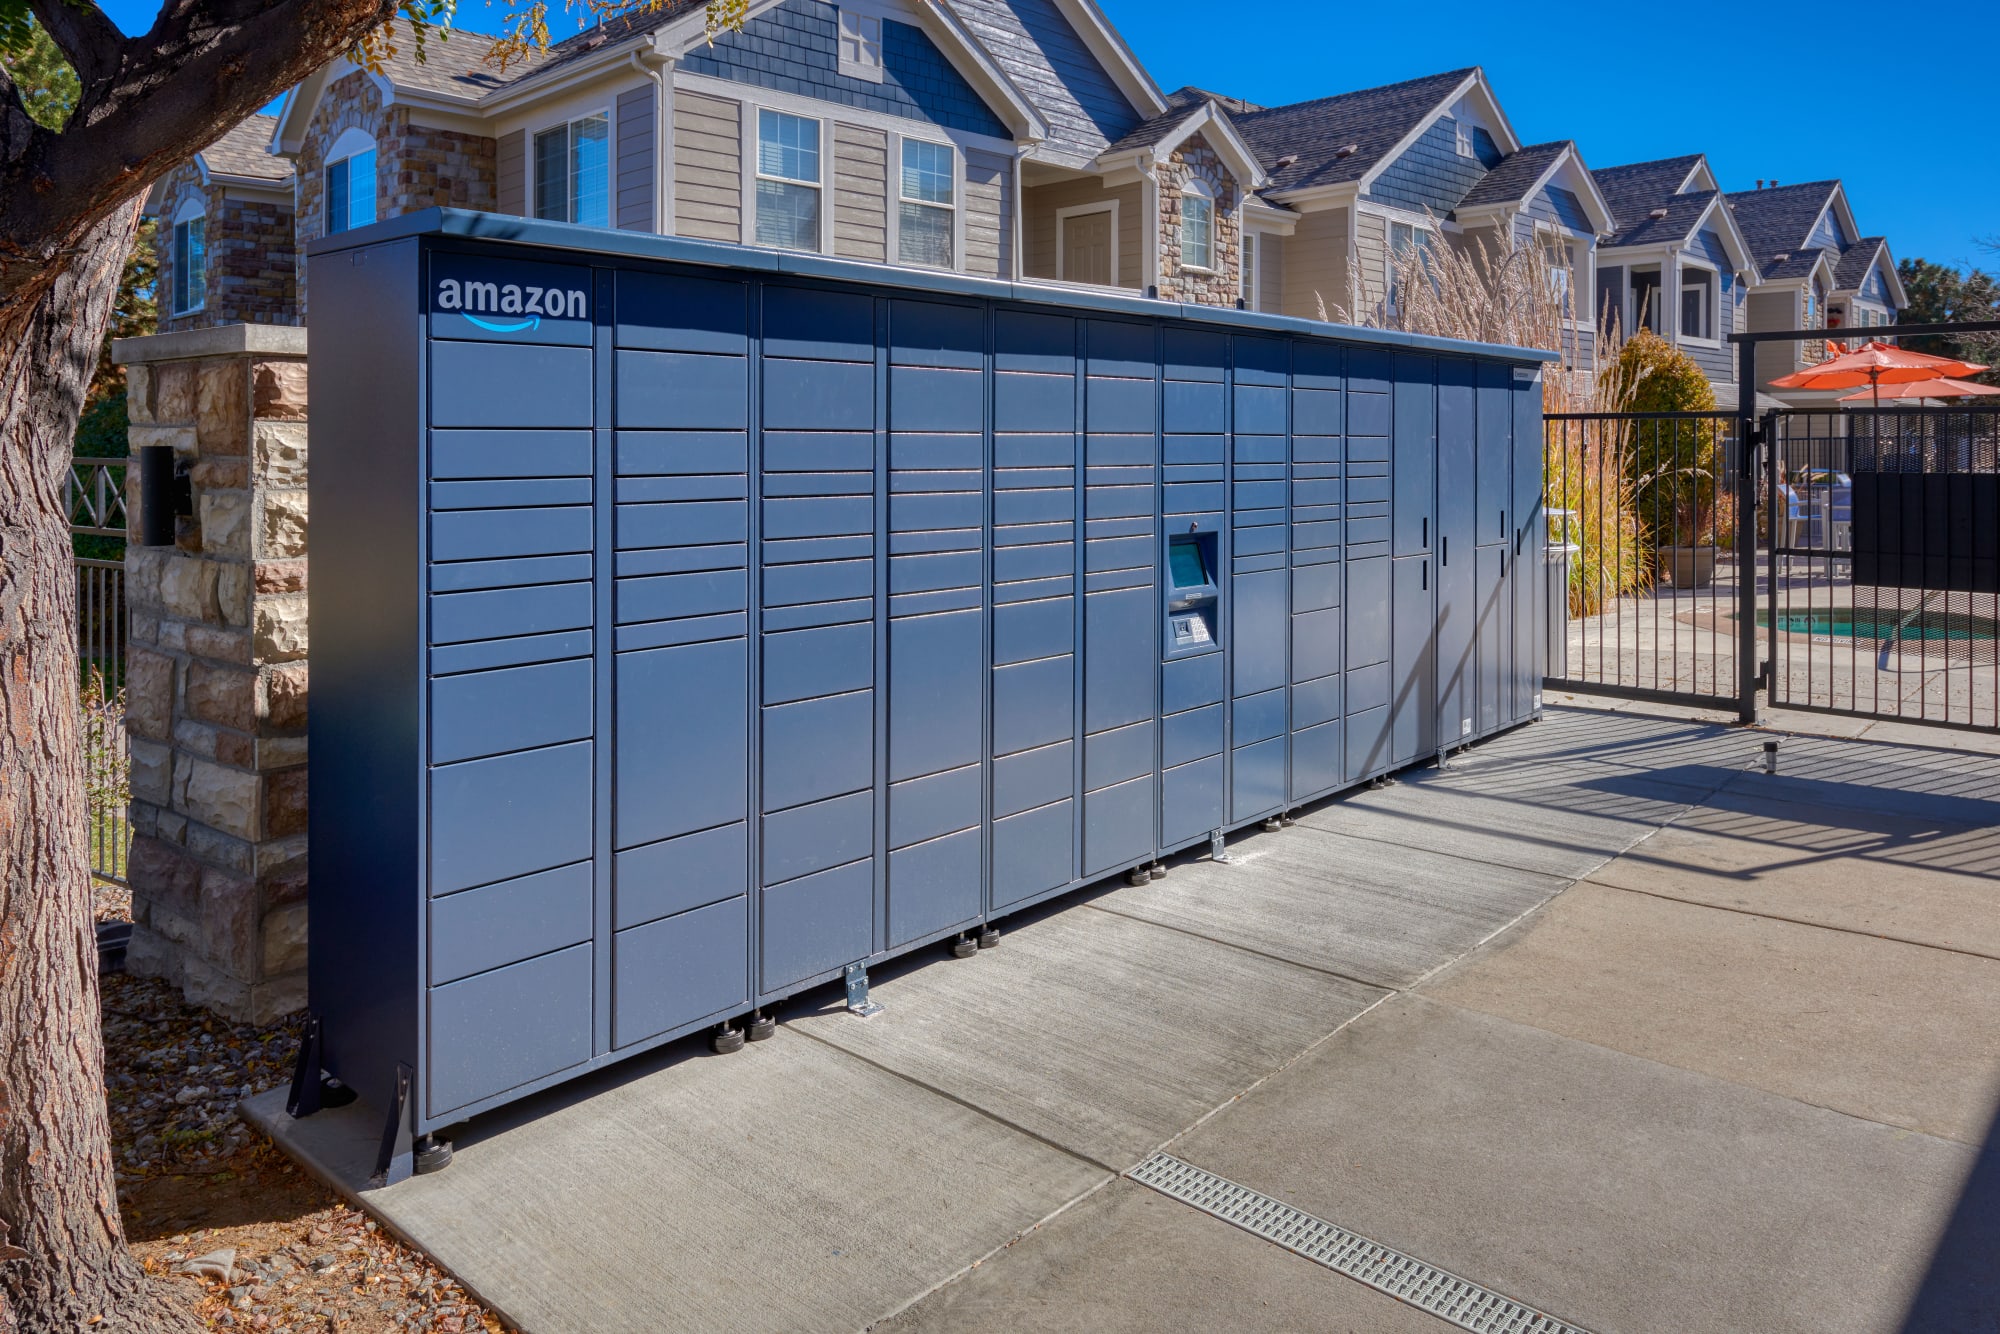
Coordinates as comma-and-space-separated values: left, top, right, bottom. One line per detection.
306, 218, 1548, 1141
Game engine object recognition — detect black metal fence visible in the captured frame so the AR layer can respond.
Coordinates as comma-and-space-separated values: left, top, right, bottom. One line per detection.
69, 456, 128, 887
1543, 411, 1748, 708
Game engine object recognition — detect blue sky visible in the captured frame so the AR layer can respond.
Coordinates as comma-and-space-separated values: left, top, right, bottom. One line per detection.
97, 0, 1997, 270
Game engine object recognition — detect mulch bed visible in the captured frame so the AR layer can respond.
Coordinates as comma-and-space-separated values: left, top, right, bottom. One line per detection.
103, 971, 508, 1332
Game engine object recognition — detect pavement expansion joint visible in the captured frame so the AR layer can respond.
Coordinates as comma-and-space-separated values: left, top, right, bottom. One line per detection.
1127, 1152, 1593, 1334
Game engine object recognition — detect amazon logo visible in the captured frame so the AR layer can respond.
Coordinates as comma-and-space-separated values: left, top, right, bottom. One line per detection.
435, 277, 587, 331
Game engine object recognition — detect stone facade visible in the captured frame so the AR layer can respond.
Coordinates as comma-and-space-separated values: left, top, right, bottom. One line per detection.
294, 69, 497, 319
1157, 133, 1240, 307
117, 325, 312, 1023
155, 163, 299, 332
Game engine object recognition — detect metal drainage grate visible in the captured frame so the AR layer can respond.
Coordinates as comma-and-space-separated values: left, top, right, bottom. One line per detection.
1127, 1153, 1591, 1334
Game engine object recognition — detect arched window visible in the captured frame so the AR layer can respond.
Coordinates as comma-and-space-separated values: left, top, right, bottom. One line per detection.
1181, 180, 1214, 272
170, 197, 207, 316
324, 126, 378, 235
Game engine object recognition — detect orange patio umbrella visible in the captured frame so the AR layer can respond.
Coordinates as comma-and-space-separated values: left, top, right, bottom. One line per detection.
1837, 376, 2000, 402
1772, 340, 1991, 411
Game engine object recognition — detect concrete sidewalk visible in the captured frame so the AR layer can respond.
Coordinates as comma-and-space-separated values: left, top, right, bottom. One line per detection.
248, 705, 2000, 1333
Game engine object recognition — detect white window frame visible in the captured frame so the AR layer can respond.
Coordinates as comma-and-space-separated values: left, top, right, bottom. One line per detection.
1535, 226, 1592, 329
1179, 179, 1214, 274
748, 106, 825, 254
530, 109, 613, 227
322, 126, 378, 236
893, 135, 957, 270
837, 9, 884, 83
1677, 261, 1720, 345
1054, 200, 1120, 287
1386, 219, 1436, 315
1241, 230, 1258, 309
170, 198, 207, 317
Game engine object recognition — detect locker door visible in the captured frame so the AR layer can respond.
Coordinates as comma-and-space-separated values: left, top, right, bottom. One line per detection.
1474, 361, 1513, 737
1390, 553, 1435, 765
1392, 354, 1436, 558
1511, 367, 1545, 721
1435, 359, 1476, 747
1475, 545, 1505, 734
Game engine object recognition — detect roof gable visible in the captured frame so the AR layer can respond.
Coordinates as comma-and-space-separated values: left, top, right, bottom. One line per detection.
943, 0, 1157, 165
1454, 141, 1613, 235
1590, 155, 1705, 233
1231, 68, 1476, 196
1724, 180, 1842, 268
1096, 98, 1267, 189
200, 114, 292, 184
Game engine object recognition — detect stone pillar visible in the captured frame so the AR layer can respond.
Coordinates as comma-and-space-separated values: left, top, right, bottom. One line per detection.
115, 324, 311, 1022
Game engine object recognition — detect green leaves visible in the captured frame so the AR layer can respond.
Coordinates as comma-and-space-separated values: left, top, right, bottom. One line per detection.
1, 13, 81, 128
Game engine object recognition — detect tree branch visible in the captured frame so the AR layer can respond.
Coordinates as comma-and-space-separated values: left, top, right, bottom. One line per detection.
24, 0, 125, 94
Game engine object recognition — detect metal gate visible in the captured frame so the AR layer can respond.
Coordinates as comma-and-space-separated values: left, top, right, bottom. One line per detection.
1543, 410, 1751, 710
1767, 405, 2000, 731
69, 455, 129, 886
1544, 317, 2000, 734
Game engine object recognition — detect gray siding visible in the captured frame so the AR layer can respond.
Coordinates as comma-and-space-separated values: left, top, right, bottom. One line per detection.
681, 0, 1009, 139
1022, 175, 1141, 288
949, 0, 1140, 166
673, 90, 742, 243
1351, 210, 1389, 317
963, 148, 1012, 279
1597, 265, 1624, 335
616, 83, 656, 232
498, 130, 525, 217
1692, 229, 1729, 268
1807, 207, 1846, 251
832, 124, 887, 263
1364, 115, 1487, 215
1684, 338, 1733, 381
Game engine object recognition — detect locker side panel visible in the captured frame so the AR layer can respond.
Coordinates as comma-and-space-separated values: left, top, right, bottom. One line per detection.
1435, 358, 1476, 746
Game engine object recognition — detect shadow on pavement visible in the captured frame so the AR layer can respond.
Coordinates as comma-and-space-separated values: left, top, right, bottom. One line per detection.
1900, 1096, 2000, 1333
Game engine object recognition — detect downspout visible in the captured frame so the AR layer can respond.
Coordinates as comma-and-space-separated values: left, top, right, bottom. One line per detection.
1012, 146, 1026, 282
1137, 151, 1158, 295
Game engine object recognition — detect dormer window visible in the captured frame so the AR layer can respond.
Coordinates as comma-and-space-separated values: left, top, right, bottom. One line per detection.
171, 200, 207, 315
838, 9, 883, 82
324, 128, 378, 235
1455, 121, 1473, 157
1181, 180, 1214, 272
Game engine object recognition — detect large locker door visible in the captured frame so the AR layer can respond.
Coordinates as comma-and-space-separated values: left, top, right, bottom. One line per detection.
1160, 329, 1227, 846
1229, 335, 1290, 823
1289, 341, 1344, 800
1435, 359, 1476, 747
604, 269, 754, 1053
1474, 362, 1513, 736
756, 285, 880, 991
1343, 349, 1394, 780
885, 299, 987, 946
1390, 353, 1437, 767
991, 311, 1080, 909
1511, 366, 1546, 721
1080, 320, 1159, 875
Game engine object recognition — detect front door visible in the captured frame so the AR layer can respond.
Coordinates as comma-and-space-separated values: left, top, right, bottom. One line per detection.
1061, 210, 1113, 286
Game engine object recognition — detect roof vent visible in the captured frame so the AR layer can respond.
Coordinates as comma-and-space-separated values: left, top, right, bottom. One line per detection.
1648, 207, 1669, 220
1770, 180, 1779, 189
1333, 144, 1358, 159
1756, 179, 1765, 189
1274, 153, 1298, 170
1773, 252, 1790, 262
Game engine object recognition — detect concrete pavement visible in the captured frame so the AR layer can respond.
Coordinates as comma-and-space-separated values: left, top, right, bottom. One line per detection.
249, 703, 2000, 1333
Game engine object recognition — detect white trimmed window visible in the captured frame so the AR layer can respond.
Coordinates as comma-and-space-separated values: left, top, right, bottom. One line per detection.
897, 138, 954, 267
1388, 220, 1435, 314
838, 10, 884, 82
323, 128, 378, 235
1681, 268, 1715, 340
1181, 181, 1214, 272
756, 110, 822, 251
534, 114, 611, 227
171, 201, 206, 316
1242, 232, 1258, 308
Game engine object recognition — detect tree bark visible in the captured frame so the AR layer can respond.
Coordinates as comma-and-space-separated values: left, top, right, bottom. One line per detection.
0, 203, 199, 1333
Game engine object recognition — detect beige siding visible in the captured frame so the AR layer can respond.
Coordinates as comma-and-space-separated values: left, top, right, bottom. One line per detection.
1280, 208, 1352, 321
1351, 210, 1389, 319
1256, 231, 1283, 313
832, 124, 886, 262
674, 90, 742, 243
497, 130, 525, 217
963, 148, 1012, 280
1022, 176, 1142, 289
1748, 289, 1800, 388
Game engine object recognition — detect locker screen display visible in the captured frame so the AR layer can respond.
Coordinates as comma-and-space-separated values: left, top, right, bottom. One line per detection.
1169, 537, 1210, 589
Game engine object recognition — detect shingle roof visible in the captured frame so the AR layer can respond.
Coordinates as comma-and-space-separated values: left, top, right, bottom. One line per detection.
1100, 102, 1211, 155
1835, 237, 1887, 290
200, 115, 290, 182
1590, 155, 1702, 232
1457, 140, 1568, 208
1165, 85, 1262, 115
367, 23, 555, 99
1230, 67, 1474, 194
1724, 180, 1841, 270
1600, 188, 1717, 249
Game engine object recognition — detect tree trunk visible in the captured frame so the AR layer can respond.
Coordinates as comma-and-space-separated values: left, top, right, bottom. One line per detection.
0, 204, 200, 1333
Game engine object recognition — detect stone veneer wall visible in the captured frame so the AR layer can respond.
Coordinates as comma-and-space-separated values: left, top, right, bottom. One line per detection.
294, 69, 497, 320
1157, 133, 1240, 307
155, 164, 300, 332
117, 325, 312, 1022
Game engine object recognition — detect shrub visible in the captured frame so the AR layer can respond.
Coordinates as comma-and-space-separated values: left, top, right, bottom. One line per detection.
1613, 331, 1720, 548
